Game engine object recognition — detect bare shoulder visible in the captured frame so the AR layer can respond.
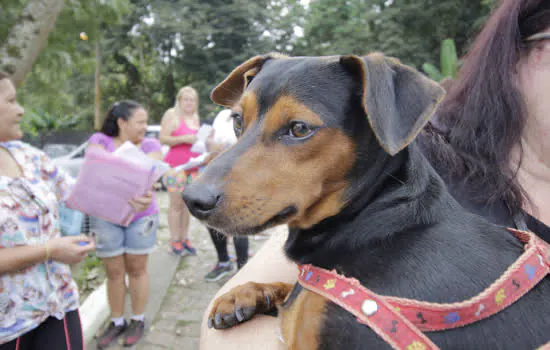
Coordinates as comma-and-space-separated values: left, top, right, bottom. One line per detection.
160, 108, 178, 132
161, 108, 177, 123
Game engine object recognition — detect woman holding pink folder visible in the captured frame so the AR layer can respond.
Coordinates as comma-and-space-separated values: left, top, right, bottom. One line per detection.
0, 72, 95, 350
160, 86, 201, 256
87, 100, 162, 348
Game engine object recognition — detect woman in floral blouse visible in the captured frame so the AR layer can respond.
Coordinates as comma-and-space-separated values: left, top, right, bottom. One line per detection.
0, 72, 151, 349
0, 73, 96, 349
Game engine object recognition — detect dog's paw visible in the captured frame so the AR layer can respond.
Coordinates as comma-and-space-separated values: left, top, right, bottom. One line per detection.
207, 282, 275, 330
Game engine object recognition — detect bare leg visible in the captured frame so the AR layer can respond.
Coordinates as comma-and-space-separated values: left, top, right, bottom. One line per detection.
168, 191, 185, 242
179, 203, 191, 241
124, 254, 149, 316
103, 255, 127, 318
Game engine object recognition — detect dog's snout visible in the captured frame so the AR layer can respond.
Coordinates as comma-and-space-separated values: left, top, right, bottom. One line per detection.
181, 184, 222, 220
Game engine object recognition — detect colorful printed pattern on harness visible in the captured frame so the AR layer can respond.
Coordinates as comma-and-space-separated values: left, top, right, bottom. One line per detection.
297, 229, 550, 350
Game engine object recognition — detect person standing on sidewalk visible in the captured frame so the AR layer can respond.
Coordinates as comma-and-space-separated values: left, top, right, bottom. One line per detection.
0, 72, 96, 350
203, 109, 249, 282
88, 100, 161, 349
160, 86, 200, 256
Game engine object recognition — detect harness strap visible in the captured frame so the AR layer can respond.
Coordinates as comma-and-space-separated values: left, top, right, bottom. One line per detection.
298, 264, 439, 350
298, 229, 550, 350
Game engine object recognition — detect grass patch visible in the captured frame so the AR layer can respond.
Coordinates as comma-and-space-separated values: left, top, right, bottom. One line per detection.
73, 254, 105, 302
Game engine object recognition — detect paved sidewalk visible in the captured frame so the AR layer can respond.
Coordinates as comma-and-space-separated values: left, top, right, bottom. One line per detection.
136, 213, 276, 349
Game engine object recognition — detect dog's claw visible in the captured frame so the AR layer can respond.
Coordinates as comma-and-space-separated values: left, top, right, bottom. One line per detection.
208, 282, 291, 330
214, 313, 223, 328
223, 313, 237, 327
210, 312, 240, 329
235, 306, 246, 322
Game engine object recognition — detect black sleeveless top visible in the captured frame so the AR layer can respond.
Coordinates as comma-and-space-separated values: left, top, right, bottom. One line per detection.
526, 214, 550, 244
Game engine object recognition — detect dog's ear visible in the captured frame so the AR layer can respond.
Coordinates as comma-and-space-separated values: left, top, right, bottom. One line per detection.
340, 53, 445, 155
210, 56, 267, 107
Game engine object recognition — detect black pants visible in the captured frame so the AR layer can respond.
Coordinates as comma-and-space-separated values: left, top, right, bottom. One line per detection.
0, 310, 83, 350
209, 228, 249, 269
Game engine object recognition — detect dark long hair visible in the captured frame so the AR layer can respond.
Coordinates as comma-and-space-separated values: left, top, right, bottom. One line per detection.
100, 100, 142, 137
421, 0, 550, 214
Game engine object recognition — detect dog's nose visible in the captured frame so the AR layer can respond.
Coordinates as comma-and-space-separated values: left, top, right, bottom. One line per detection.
181, 184, 222, 220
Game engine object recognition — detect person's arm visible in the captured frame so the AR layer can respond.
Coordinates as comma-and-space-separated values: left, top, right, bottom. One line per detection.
200, 228, 298, 350
0, 235, 96, 275
159, 110, 197, 146
0, 244, 49, 274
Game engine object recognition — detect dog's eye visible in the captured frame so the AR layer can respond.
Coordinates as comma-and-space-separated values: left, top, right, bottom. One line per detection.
289, 122, 313, 139
232, 114, 244, 137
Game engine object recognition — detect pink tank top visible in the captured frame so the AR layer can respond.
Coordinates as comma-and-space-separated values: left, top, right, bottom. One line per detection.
163, 119, 201, 167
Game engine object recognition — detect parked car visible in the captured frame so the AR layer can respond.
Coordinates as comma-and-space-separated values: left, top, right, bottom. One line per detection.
43, 143, 78, 159
51, 141, 87, 179
145, 124, 169, 156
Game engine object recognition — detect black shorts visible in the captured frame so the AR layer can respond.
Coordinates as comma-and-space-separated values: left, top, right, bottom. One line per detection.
0, 310, 83, 350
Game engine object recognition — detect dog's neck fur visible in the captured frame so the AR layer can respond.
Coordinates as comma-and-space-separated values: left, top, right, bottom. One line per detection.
284, 142, 458, 271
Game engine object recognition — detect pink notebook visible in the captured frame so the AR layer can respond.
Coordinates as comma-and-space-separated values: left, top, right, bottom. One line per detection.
65, 146, 157, 226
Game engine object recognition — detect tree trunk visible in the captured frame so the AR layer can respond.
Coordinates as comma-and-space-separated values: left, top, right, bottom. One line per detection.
94, 41, 102, 131
0, 0, 65, 87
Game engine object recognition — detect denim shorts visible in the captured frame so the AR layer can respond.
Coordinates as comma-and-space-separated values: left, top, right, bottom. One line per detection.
89, 214, 159, 258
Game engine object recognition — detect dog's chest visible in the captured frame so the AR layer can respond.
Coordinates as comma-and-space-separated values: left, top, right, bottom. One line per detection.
278, 284, 328, 350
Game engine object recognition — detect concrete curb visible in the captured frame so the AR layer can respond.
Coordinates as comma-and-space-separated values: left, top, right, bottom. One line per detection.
80, 280, 110, 345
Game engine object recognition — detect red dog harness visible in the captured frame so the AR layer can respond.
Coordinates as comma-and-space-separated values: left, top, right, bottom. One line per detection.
298, 229, 550, 350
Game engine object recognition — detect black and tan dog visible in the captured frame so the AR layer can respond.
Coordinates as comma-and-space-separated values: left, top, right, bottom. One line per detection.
181, 53, 550, 349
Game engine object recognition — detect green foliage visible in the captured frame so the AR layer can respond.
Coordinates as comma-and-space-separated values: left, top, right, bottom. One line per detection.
5, 0, 500, 133
292, 0, 369, 55
13, 0, 131, 129
293, 0, 493, 69
73, 253, 104, 297
422, 63, 443, 82
423, 38, 459, 82
21, 109, 83, 136
128, 0, 295, 121
0, 0, 26, 43
440, 39, 458, 79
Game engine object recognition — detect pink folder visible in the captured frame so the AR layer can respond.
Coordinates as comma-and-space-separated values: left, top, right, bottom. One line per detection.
65, 146, 156, 226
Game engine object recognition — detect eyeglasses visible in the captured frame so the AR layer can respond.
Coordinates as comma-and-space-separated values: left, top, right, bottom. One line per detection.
525, 32, 550, 42
7, 178, 50, 215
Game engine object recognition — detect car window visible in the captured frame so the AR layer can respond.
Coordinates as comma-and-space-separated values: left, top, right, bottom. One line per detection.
68, 142, 88, 159
43, 144, 77, 158
145, 131, 160, 139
